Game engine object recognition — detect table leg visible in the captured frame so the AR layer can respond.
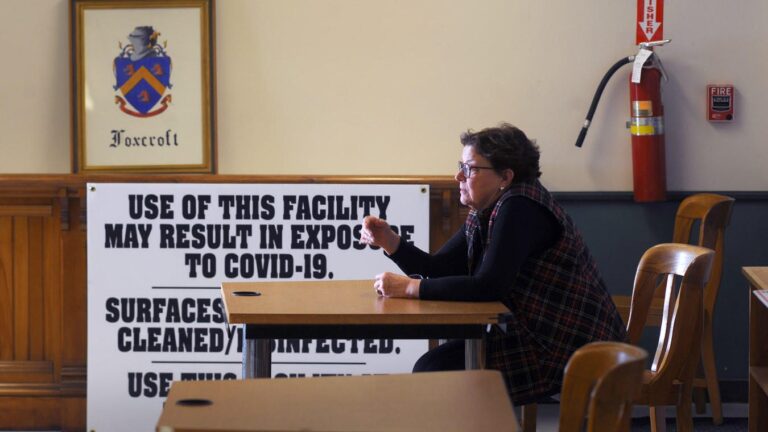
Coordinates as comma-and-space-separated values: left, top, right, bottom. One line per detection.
242, 330, 255, 379
242, 327, 272, 378
465, 338, 486, 370
255, 339, 272, 378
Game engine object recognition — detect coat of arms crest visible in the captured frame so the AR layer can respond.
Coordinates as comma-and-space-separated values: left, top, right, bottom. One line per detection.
113, 26, 172, 117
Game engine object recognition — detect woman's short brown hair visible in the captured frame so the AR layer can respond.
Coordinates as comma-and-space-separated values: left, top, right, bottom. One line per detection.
460, 123, 541, 183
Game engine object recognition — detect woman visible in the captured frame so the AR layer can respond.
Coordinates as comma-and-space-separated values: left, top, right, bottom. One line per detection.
360, 123, 626, 403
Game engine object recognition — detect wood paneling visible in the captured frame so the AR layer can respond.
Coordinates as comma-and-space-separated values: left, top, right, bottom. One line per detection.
13, 216, 29, 361
0, 397, 60, 429
0, 182, 86, 430
0, 174, 465, 431
0, 206, 52, 217
0, 217, 13, 361
0, 212, 58, 367
29, 217, 44, 362
0, 188, 70, 429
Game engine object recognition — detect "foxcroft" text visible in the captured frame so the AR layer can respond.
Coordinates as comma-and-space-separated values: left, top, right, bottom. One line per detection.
110, 129, 179, 148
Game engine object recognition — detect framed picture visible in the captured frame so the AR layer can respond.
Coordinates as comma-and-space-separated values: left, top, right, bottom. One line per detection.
71, 0, 216, 173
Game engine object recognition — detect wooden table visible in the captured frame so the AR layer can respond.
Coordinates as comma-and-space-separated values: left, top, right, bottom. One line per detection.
156, 370, 519, 432
221, 280, 509, 378
745, 267, 768, 432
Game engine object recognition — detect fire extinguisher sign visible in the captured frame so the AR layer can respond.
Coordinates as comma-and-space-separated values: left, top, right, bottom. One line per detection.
636, 0, 664, 44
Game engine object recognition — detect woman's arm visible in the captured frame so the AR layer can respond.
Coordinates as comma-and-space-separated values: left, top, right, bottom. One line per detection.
369, 224, 469, 299
419, 197, 560, 301
387, 229, 469, 278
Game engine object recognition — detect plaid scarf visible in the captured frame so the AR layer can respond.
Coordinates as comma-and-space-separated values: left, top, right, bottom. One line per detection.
464, 189, 514, 274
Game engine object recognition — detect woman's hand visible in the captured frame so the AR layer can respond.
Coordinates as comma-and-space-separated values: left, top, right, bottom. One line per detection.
360, 215, 401, 255
373, 272, 420, 298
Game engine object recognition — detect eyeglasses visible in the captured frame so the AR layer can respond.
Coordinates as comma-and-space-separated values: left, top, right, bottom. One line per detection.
457, 161, 495, 178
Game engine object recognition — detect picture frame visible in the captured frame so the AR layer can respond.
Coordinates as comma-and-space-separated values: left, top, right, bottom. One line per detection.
71, 0, 216, 173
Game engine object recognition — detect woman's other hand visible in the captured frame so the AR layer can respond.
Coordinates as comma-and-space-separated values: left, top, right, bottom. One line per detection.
360, 215, 401, 255
373, 272, 420, 298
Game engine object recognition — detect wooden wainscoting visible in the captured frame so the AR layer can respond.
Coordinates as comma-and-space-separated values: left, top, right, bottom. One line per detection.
0, 183, 86, 430
0, 174, 464, 431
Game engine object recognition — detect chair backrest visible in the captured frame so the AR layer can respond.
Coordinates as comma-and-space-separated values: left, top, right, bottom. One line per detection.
558, 342, 648, 432
672, 193, 734, 314
625, 244, 714, 387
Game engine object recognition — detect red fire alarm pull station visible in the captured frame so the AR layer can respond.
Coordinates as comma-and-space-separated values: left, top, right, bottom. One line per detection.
708, 85, 734, 122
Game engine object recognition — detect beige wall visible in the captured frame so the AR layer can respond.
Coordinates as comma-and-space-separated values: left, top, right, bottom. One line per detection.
2, 0, 766, 190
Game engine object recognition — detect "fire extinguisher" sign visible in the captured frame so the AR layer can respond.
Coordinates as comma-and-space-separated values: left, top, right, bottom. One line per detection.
707, 85, 735, 122
637, 0, 664, 44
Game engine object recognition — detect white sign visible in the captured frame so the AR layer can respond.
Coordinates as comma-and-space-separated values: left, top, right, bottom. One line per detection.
87, 183, 430, 432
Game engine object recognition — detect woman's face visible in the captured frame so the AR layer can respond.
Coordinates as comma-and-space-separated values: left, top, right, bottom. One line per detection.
455, 146, 513, 211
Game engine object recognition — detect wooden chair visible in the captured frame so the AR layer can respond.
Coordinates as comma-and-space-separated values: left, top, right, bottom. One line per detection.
673, 193, 734, 424
520, 403, 538, 432
626, 243, 715, 432
524, 194, 732, 432
558, 341, 648, 432
612, 193, 734, 424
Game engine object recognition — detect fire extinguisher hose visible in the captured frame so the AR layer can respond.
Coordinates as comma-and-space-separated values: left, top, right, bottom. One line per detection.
574, 56, 635, 147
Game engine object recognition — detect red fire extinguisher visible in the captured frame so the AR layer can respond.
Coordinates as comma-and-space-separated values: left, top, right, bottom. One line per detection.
575, 40, 670, 202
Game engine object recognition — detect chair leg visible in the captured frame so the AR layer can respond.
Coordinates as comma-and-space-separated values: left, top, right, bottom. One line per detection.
649, 406, 667, 432
701, 329, 723, 425
676, 384, 695, 432
693, 385, 707, 413
521, 403, 537, 432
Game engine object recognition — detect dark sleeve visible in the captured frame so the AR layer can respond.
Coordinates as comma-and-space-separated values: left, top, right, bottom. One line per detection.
419, 197, 561, 301
387, 228, 469, 278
